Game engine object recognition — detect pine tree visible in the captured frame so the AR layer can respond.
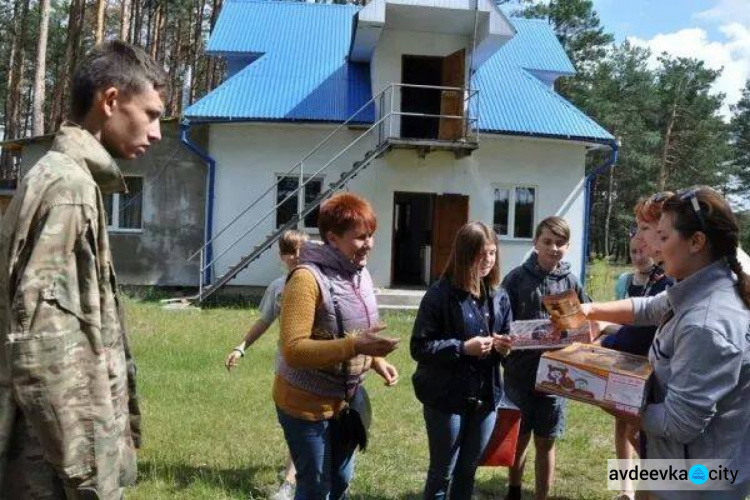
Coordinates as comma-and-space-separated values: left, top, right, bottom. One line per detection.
730, 80, 750, 195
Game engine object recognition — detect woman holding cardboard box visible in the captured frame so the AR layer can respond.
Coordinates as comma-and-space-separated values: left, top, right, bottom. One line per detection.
582, 186, 750, 499
603, 200, 674, 500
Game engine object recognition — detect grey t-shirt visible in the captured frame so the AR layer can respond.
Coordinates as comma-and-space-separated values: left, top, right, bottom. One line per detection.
259, 276, 286, 324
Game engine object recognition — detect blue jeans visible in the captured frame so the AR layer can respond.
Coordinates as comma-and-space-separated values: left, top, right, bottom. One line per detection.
422, 404, 497, 500
276, 407, 357, 500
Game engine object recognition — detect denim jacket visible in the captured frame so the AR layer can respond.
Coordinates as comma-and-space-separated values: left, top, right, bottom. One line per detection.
411, 278, 512, 414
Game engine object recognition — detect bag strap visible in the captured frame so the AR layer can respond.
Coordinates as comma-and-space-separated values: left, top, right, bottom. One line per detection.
326, 278, 360, 403
328, 280, 346, 340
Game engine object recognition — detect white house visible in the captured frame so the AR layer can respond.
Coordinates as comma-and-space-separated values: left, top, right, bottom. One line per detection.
183, 0, 615, 299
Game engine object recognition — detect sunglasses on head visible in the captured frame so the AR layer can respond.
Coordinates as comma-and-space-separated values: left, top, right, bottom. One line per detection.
673, 187, 708, 233
649, 191, 672, 203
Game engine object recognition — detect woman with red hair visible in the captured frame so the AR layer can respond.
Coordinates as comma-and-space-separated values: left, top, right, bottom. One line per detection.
274, 192, 400, 500
603, 194, 674, 500
632, 192, 673, 264
585, 187, 750, 498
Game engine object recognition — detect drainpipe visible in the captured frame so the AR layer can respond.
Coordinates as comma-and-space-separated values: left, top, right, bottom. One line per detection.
180, 119, 216, 285
581, 138, 619, 284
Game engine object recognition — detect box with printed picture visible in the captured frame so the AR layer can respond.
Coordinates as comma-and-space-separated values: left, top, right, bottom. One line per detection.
510, 290, 597, 350
509, 319, 598, 350
535, 343, 653, 416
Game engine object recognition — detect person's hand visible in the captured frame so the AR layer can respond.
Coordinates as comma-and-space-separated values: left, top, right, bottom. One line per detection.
354, 324, 399, 357
463, 336, 493, 357
225, 349, 243, 371
372, 358, 399, 386
599, 322, 621, 336
603, 406, 642, 427
581, 303, 592, 318
492, 333, 513, 355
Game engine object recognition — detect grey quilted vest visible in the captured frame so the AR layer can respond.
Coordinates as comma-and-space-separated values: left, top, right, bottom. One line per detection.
276, 242, 379, 400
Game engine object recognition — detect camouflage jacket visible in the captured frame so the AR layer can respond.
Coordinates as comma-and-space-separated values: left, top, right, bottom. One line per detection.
0, 123, 140, 495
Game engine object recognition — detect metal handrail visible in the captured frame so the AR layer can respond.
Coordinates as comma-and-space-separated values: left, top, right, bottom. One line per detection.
391, 83, 477, 93
202, 112, 391, 271
393, 111, 478, 120
188, 83, 393, 262
195, 82, 481, 281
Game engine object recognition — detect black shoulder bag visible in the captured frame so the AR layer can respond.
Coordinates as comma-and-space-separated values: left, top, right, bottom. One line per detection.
329, 281, 372, 452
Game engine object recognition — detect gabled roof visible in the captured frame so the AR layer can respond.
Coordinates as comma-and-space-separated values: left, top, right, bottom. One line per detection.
497, 18, 576, 76
474, 17, 611, 142
186, 1, 373, 123
185, 0, 612, 143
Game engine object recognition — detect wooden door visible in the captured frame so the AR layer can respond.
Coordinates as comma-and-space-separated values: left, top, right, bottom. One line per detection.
431, 194, 469, 281
438, 49, 466, 141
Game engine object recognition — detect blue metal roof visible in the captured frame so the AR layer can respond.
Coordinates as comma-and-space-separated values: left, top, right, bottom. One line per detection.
186, 0, 374, 123
207, 0, 356, 55
185, 0, 612, 142
467, 16, 612, 142
500, 18, 576, 76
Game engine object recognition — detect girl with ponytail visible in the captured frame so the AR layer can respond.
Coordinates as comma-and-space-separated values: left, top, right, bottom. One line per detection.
581, 186, 750, 499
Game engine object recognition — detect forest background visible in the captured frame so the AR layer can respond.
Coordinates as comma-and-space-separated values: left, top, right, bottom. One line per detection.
1, 0, 748, 260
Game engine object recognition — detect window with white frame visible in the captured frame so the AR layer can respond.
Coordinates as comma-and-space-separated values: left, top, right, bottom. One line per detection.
104, 176, 143, 231
276, 175, 324, 229
493, 185, 536, 239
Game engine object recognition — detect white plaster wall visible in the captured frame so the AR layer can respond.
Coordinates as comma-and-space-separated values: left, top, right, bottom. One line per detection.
208, 122, 372, 286
352, 135, 587, 287
209, 122, 588, 288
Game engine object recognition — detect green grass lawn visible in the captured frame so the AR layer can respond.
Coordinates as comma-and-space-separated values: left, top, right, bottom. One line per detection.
127, 262, 626, 499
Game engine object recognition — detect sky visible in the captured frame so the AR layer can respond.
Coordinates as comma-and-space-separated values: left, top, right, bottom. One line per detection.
591, 0, 750, 117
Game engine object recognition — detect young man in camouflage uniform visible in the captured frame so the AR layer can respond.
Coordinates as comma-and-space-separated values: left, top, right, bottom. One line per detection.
0, 41, 166, 499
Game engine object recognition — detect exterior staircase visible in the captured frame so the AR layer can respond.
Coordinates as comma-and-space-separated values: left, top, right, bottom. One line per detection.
375, 288, 426, 311
196, 142, 391, 302
172, 82, 479, 306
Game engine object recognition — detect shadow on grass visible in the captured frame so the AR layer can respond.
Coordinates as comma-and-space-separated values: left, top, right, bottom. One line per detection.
138, 460, 277, 497
354, 493, 422, 500
138, 462, 580, 500
355, 477, 519, 500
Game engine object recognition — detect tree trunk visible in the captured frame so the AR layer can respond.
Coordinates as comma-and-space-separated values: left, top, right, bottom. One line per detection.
51, 0, 86, 128
120, 0, 132, 41
169, 18, 183, 116
659, 99, 678, 191
47, 49, 63, 131
190, 0, 206, 103
133, 0, 142, 45
95, 0, 106, 44
156, 1, 167, 63
149, 4, 161, 59
4, 0, 31, 142
23, 84, 33, 136
32, 0, 52, 136
207, 0, 223, 90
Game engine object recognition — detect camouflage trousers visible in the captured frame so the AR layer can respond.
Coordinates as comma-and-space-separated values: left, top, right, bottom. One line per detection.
2, 416, 122, 500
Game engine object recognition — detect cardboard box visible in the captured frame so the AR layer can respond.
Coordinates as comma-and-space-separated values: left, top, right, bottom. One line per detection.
509, 319, 598, 350
535, 343, 653, 416
543, 290, 587, 330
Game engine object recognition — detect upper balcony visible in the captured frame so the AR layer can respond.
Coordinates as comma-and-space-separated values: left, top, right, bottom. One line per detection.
375, 81, 480, 158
